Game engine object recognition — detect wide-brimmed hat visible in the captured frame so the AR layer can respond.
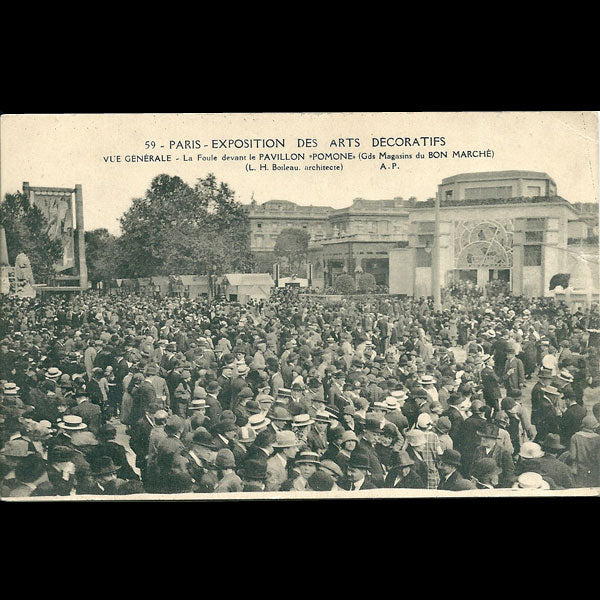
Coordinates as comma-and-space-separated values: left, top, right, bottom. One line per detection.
513, 472, 550, 490
270, 405, 292, 421
248, 414, 271, 431
1, 439, 30, 458
557, 370, 574, 383
291, 414, 314, 428
406, 429, 426, 447
347, 451, 370, 470
314, 410, 334, 424
45, 367, 62, 379
439, 448, 462, 467
519, 441, 544, 459
295, 450, 321, 465
215, 448, 236, 469
477, 423, 500, 439
192, 428, 217, 449
240, 459, 267, 481
272, 430, 299, 448
541, 433, 565, 451
542, 385, 562, 397
471, 457, 502, 480
57, 415, 87, 430
364, 415, 383, 432
434, 416, 452, 434
237, 426, 257, 444
391, 450, 415, 468
206, 381, 221, 394
319, 459, 344, 479
581, 415, 599, 431
418, 375, 436, 386
416, 413, 433, 428
189, 398, 208, 410
47, 445, 75, 463
3, 382, 20, 395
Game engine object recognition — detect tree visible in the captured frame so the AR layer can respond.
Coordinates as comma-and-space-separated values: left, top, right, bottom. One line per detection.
549, 273, 570, 290
118, 174, 254, 278
334, 274, 356, 295
356, 272, 376, 293
85, 228, 120, 285
273, 228, 310, 275
0, 191, 62, 282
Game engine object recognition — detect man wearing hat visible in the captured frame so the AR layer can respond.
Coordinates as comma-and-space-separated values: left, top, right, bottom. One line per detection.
70, 391, 103, 436
502, 344, 525, 395
205, 381, 223, 423
338, 450, 377, 490
559, 389, 587, 447
538, 434, 574, 489
145, 364, 170, 412
470, 423, 516, 488
384, 450, 425, 489
266, 430, 300, 491
356, 415, 385, 487
531, 367, 555, 426
214, 448, 242, 493
533, 385, 563, 444
454, 399, 488, 475
240, 459, 268, 492
469, 457, 502, 489
437, 449, 476, 491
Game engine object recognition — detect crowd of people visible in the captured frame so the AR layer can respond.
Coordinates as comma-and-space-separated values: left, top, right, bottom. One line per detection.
1, 288, 600, 497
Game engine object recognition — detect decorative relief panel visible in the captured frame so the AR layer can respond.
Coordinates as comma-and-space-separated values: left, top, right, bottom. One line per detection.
454, 219, 514, 268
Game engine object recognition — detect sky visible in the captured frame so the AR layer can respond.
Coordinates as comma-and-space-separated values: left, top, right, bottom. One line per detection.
1, 111, 598, 235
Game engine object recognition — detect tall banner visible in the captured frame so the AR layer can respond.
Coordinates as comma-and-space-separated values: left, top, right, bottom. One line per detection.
307, 263, 313, 286
31, 191, 75, 271
273, 263, 279, 287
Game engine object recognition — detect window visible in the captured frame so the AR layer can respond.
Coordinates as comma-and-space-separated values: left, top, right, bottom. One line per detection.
525, 231, 543, 242
418, 234, 434, 246
257, 223, 262, 228
416, 248, 432, 267
445, 190, 453, 200
527, 186, 541, 196
526, 218, 545, 230
524, 245, 542, 266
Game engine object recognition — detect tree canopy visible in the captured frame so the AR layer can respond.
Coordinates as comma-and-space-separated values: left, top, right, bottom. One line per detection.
118, 173, 254, 278
85, 228, 120, 284
273, 227, 310, 275
0, 191, 63, 282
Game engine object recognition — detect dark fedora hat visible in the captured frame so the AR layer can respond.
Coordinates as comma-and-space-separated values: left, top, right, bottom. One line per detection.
439, 448, 462, 467
347, 451, 370, 470
240, 459, 267, 481
477, 423, 500, 439
391, 450, 414, 468
541, 433, 565, 451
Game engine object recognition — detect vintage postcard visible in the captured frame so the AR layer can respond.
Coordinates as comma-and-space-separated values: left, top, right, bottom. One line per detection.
0, 111, 598, 500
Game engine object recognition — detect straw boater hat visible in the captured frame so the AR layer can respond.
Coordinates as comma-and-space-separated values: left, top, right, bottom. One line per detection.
237, 426, 257, 444
295, 450, 321, 465
292, 413, 314, 428
542, 385, 562, 399
3, 382, 20, 396
512, 472, 550, 490
418, 375, 436, 386
557, 369, 574, 384
189, 398, 208, 410
45, 367, 62, 380
57, 415, 88, 431
247, 413, 271, 432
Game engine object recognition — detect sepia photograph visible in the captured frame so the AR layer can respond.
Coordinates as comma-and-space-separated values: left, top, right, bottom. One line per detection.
0, 111, 598, 501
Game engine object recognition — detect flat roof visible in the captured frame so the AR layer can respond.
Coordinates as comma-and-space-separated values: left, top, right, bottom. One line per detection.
441, 170, 555, 185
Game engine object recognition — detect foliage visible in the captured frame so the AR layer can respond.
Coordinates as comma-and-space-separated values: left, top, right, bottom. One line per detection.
333, 273, 356, 294
118, 174, 255, 278
273, 228, 310, 275
0, 191, 63, 282
549, 273, 571, 291
85, 228, 120, 284
356, 272, 376, 293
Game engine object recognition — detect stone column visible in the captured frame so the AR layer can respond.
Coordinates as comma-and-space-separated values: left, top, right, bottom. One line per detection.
75, 185, 88, 290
